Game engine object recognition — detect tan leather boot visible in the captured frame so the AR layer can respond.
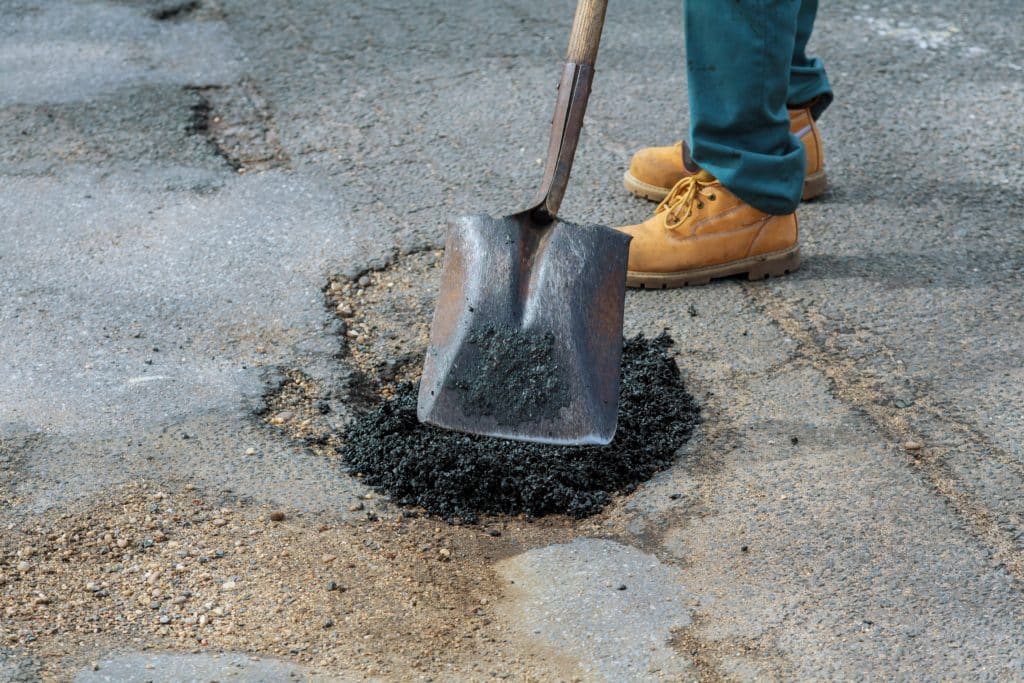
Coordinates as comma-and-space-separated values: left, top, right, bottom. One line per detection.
616, 171, 800, 288
623, 106, 827, 202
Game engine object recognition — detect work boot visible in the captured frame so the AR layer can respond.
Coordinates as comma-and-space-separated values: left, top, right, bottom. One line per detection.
623, 106, 827, 203
616, 170, 800, 289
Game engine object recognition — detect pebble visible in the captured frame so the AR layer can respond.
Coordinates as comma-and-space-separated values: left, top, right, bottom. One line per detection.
903, 441, 924, 451
270, 511, 286, 522
336, 304, 355, 318
357, 275, 371, 288
275, 411, 294, 422
212, 518, 228, 527
348, 502, 364, 512
221, 581, 237, 591
245, 447, 257, 456
159, 615, 171, 625
438, 548, 452, 561
172, 595, 188, 605
326, 581, 339, 592
117, 538, 129, 549
16, 561, 30, 572
322, 554, 336, 564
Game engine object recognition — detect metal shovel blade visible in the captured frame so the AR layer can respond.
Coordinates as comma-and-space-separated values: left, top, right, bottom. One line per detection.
417, 0, 625, 445
417, 210, 631, 445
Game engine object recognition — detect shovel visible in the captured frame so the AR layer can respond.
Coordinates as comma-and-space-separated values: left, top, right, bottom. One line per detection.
417, 0, 631, 446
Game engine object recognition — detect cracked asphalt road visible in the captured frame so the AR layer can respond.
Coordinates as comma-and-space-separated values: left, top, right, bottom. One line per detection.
2, 0, 1023, 680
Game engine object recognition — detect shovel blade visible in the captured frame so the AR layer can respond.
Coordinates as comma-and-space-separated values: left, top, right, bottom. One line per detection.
417, 211, 631, 445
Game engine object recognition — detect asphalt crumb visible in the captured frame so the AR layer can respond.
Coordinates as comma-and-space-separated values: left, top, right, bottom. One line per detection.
340, 334, 700, 522
443, 325, 570, 427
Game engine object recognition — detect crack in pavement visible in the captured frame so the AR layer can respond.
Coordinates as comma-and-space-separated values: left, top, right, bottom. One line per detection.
748, 286, 1024, 584
185, 79, 291, 173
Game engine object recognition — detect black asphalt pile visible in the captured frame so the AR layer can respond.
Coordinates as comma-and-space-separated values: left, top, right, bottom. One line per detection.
340, 334, 699, 522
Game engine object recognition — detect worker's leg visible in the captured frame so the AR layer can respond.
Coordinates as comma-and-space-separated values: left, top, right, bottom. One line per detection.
685, 0, 805, 215
788, 0, 832, 117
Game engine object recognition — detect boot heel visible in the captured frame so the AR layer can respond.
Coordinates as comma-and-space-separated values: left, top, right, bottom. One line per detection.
747, 247, 801, 280
802, 170, 828, 200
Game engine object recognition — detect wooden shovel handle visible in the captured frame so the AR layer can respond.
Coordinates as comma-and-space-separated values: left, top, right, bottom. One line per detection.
565, 0, 609, 66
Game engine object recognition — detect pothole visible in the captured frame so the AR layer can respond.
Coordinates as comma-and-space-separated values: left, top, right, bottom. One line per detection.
264, 250, 701, 523
258, 369, 339, 456
344, 334, 698, 523
325, 249, 441, 394
186, 79, 290, 173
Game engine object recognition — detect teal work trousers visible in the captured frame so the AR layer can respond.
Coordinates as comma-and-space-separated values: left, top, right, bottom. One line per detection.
685, 0, 832, 215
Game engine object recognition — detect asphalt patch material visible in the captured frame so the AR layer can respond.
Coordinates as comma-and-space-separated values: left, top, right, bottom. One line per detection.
340, 334, 699, 522
443, 325, 571, 427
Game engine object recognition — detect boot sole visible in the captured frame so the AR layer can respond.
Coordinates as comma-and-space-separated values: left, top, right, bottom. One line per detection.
802, 169, 828, 200
623, 171, 672, 202
624, 170, 829, 203
627, 245, 801, 289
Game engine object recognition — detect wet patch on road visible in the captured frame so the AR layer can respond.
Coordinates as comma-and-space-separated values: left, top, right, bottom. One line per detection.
0, 86, 229, 174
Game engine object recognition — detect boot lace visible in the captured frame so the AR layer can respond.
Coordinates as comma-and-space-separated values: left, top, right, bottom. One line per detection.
657, 171, 718, 230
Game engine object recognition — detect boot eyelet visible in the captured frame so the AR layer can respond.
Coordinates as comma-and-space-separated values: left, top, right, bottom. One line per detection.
708, 193, 717, 201
697, 202, 704, 209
